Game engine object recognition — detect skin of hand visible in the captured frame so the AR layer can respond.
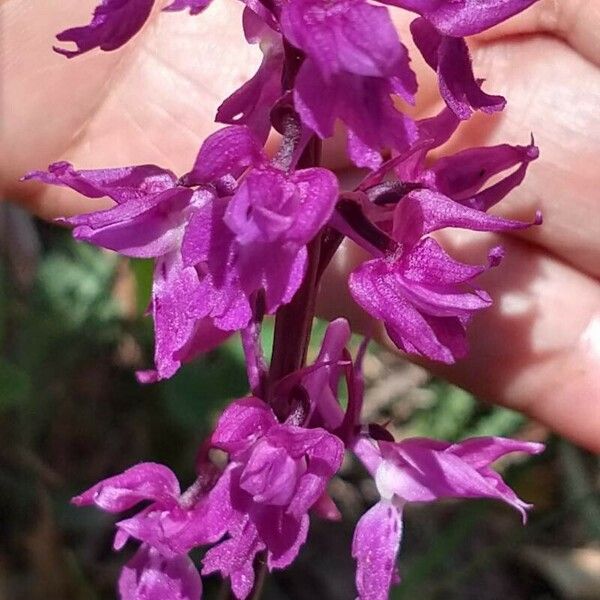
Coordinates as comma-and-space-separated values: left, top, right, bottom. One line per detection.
1, 0, 599, 451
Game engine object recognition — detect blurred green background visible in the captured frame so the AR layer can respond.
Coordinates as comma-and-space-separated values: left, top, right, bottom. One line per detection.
1, 203, 599, 600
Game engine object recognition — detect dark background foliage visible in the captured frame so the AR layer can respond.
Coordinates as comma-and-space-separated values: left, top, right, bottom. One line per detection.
1, 203, 598, 600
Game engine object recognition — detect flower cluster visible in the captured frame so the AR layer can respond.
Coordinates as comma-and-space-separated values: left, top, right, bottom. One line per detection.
26, 0, 545, 598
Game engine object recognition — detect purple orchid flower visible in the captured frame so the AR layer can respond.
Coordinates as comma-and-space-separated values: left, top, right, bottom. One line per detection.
331, 111, 540, 364
351, 435, 544, 599
23, 127, 268, 381
202, 396, 344, 598
279, 0, 418, 168
338, 186, 538, 363
53, 0, 210, 59
72, 462, 213, 600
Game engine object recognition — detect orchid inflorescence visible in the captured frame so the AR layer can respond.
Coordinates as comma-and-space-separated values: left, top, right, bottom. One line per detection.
26, 1, 546, 598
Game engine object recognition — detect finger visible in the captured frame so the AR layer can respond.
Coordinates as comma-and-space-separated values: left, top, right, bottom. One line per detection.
474, 0, 600, 67
318, 233, 600, 453
428, 34, 600, 280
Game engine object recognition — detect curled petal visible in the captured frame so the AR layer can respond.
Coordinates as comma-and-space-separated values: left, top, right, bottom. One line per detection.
54, 0, 155, 58
163, 0, 212, 14
448, 437, 545, 470
62, 187, 195, 258
393, 188, 539, 247
23, 161, 177, 205
72, 463, 180, 512
430, 141, 539, 205
182, 126, 266, 186
411, 18, 505, 119
212, 397, 278, 454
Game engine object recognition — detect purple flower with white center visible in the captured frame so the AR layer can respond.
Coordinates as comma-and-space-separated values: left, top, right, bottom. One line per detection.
280, 0, 418, 168
351, 435, 544, 600
202, 396, 344, 598
53, 0, 209, 59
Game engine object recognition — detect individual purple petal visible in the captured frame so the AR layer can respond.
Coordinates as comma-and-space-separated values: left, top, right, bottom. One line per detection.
143, 252, 210, 382
163, 0, 212, 15
182, 126, 266, 186
212, 397, 278, 454
116, 507, 193, 557
259, 512, 310, 570
293, 60, 339, 140
312, 492, 342, 521
392, 188, 538, 248
411, 18, 505, 120
281, 0, 415, 81
240, 440, 302, 505
448, 437, 545, 470
224, 167, 338, 246
352, 501, 403, 600
384, 0, 540, 37
118, 545, 202, 600
182, 199, 254, 331
394, 237, 488, 287
201, 519, 265, 600
287, 432, 344, 518
429, 141, 539, 207
61, 187, 195, 258
242, 246, 308, 315
216, 24, 284, 143
54, 0, 155, 58
302, 318, 351, 430
72, 463, 180, 512
23, 161, 177, 205
417, 106, 461, 151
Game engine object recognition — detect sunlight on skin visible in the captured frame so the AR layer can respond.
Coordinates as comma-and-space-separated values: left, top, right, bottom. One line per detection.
2, 0, 599, 450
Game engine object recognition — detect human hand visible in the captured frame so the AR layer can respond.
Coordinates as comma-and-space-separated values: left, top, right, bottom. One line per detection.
2, 1, 599, 450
